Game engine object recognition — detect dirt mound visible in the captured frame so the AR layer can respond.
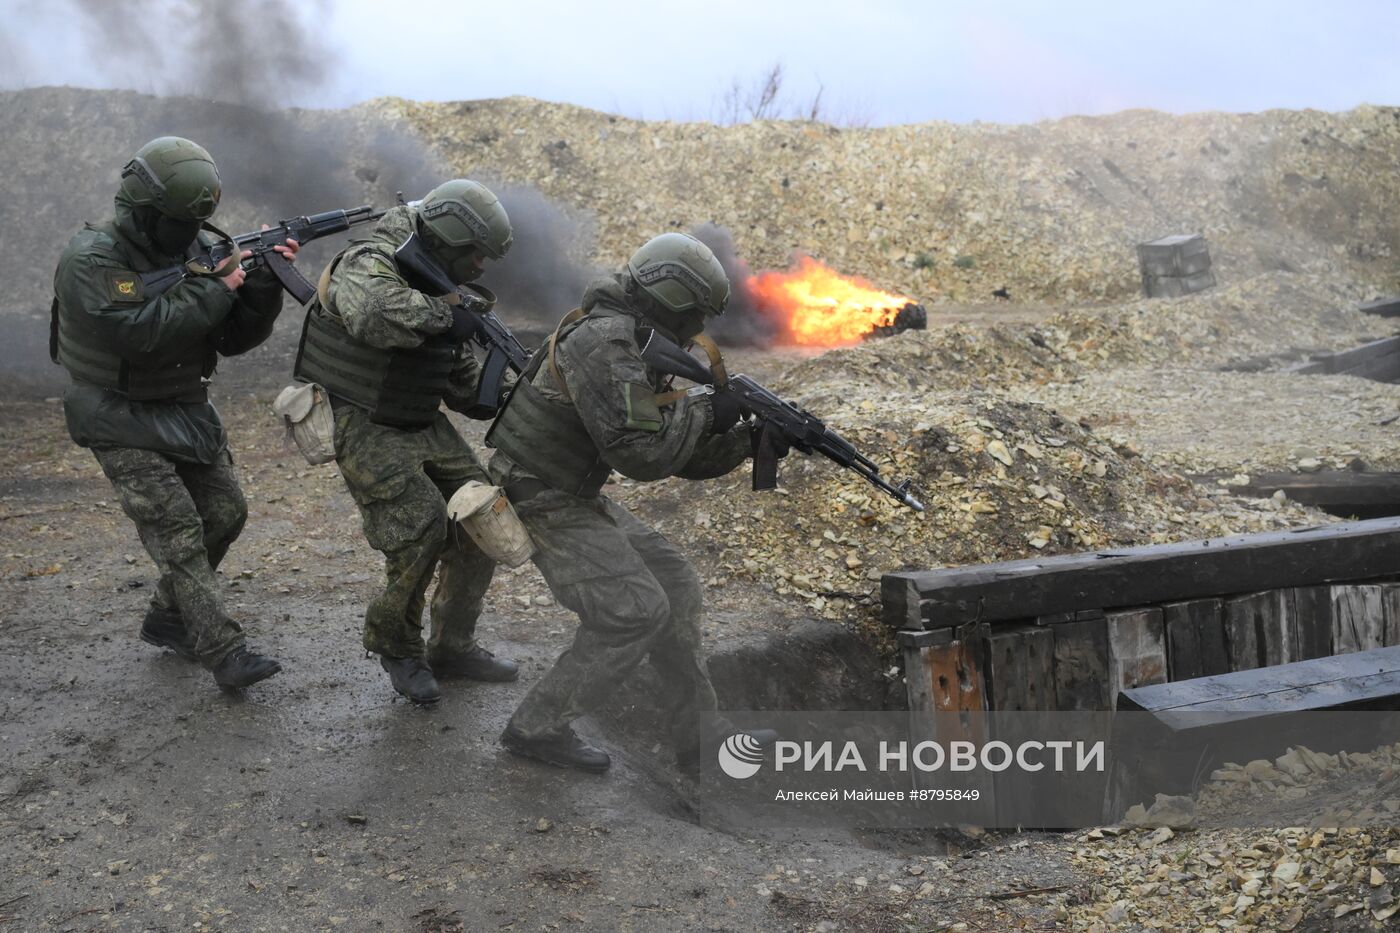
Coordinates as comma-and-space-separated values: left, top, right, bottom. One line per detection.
385, 96, 1400, 305
625, 327, 1322, 629
5, 87, 1399, 320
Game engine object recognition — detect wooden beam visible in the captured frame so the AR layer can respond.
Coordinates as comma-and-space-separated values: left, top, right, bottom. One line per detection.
1291, 586, 1335, 660
1360, 297, 1400, 317
984, 626, 1055, 711
1052, 617, 1111, 710
1333, 584, 1385, 654
882, 518, 1400, 630
1386, 585, 1400, 647
1216, 472, 1400, 517
1163, 598, 1228, 681
1289, 336, 1400, 380
1107, 608, 1166, 709
1119, 646, 1400, 718
1224, 591, 1294, 670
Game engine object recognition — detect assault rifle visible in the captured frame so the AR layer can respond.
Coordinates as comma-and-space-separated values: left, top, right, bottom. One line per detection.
138, 205, 384, 304
639, 330, 925, 511
393, 231, 531, 419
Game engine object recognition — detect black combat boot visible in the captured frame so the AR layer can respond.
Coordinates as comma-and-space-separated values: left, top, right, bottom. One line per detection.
427, 645, 519, 682
211, 645, 282, 688
501, 724, 611, 773
139, 607, 198, 662
379, 656, 441, 705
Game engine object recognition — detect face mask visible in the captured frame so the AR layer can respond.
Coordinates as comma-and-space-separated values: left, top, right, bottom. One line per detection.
647, 303, 705, 343
445, 248, 484, 285
140, 207, 202, 256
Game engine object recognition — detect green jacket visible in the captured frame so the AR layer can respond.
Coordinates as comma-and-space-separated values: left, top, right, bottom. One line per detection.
489, 274, 750, 492
53, 190, 284, 463
317, 206, 483, 417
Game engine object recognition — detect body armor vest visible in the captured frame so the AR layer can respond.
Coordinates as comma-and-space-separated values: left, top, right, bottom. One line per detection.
293, 251, 457, 428
486, 319, 612, 497
51, 222, 213, 402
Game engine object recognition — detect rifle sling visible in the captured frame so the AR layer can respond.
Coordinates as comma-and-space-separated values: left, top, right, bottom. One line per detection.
545, 307, 586, 402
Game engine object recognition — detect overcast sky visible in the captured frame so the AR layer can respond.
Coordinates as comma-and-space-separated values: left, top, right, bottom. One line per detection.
3, 0, 1398, 125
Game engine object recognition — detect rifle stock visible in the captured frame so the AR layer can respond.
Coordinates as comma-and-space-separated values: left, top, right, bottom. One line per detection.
393, 232, 531, 419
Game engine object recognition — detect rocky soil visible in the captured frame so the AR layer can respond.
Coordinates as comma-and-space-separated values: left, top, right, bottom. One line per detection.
2, 86, 1399, 930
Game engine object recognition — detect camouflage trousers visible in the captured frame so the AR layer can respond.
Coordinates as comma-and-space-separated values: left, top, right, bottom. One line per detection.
333, 404, 495, 660
92, 446, 247, 666
506, 491, 717, 740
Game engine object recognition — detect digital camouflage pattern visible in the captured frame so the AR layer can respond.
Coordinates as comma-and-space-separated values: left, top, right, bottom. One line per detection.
318, 206, 483, 412
489, 273, 751, 741
93, 448, 247, 664
333, 398, 495, 660
322, 206, 496, 660
490, 273, 750, 490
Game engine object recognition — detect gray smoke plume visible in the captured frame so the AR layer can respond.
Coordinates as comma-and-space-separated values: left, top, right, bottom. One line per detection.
690, 222, 779, 346
0, 0, 595, 394
480, 185, 599, 327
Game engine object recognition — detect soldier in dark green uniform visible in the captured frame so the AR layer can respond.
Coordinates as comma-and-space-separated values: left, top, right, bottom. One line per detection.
294, 180, 519, 705
488, 232, 763, 773
52, 136, 294, 689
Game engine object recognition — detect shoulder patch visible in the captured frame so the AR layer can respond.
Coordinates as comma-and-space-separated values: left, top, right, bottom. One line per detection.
103, 270, 145, 303
622, 382, 663, 432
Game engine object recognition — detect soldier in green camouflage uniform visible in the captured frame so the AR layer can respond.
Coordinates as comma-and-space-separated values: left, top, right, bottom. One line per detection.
51, 136, 293, 689
294, 180, 519, 704
488, 232, 764, 773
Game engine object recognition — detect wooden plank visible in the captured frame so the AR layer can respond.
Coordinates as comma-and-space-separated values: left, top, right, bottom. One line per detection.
1360, 297, 1400, 317
1385, 585, 1400, 647
1106, 608, 1166, 709
904, 640, 986, 715
1224, 593, 1266, 670
983, 626, 1055, 711
897, 628, 953, 650
1035, 609, 1105, 626
881, 575, 923, 629
1333, 584, 1385, 654
1163, 599, 1227, 681
1258, 590, 1295, 667
882, 517, 1400, 630
1291, 586, 1334, 660
906, 639, 994, 822
1119, 646, 1400, 717
1222, 471, 1400, 514
1052, 618, 1111, 710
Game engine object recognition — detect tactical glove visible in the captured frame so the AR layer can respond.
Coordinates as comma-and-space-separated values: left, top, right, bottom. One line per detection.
709, 390, 745, 435
447, 304, 481, 343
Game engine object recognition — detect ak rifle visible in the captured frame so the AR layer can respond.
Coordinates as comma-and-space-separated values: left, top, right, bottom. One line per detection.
138, 205, 385, 304
639, 329, 925, 511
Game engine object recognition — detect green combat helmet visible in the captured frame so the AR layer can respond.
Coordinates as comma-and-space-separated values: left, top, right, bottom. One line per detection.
627, 232, 731, 320
119, 136, 222, 222
416, 179, 513, 284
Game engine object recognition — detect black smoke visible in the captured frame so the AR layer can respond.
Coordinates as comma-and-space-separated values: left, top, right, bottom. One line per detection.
481, 185, 599, 330
690, 222, 779, 347
0, 0, 596, 393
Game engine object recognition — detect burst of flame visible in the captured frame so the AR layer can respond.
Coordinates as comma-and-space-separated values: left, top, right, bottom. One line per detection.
746, 255, 913, 347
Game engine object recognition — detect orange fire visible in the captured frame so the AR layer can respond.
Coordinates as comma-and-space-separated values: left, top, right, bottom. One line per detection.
746, 255, 914, 347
